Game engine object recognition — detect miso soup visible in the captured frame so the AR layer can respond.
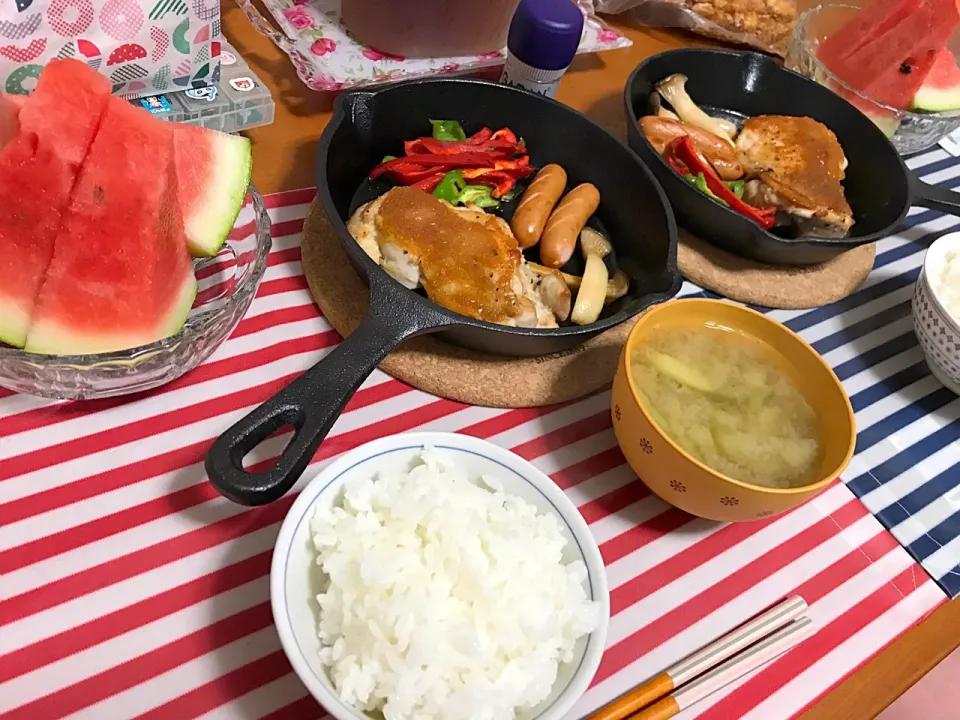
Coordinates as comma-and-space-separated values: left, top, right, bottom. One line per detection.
630, 326, 821, 489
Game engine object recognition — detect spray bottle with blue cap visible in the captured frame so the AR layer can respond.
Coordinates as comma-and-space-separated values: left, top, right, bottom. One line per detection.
500, 0, 585, 99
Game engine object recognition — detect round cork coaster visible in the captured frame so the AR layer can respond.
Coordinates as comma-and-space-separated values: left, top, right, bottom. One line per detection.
300, 199, 631, 409
677, 229, 876, 309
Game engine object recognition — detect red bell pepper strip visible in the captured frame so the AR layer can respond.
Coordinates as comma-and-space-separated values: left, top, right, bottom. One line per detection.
502, 155, 530, 169
484, 138, 527, 151
403, 138, 430, 156
664, 137, 715, 177
462, 166, 535, 183
404, 137, 521, 158
385, 166, 445, 185
670, 136, 776, 230
467, 127, 493, 145
411, 172, 446, 193
405, 137, 526, 159
466, 170, 518, 198
491, 128, 518, 144
667, 156, 689, 176
461, 157, 533, 179
369, 152, 496, 180
381, 158, 451, 185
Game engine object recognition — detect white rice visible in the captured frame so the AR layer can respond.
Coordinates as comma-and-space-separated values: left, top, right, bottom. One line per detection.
930, 246, 960, 323
309, 448, 599, 720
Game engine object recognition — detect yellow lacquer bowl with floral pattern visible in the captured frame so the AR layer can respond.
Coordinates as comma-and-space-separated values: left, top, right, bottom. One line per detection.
611, 299, 856, 522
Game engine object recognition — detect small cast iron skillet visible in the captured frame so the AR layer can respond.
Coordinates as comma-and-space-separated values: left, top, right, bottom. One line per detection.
625, 49, 960, 266
206, 78, 682, 506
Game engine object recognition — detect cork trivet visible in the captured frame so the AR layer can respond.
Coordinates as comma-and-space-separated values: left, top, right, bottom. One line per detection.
677, 229, 876, 310
300, 199, 632, 409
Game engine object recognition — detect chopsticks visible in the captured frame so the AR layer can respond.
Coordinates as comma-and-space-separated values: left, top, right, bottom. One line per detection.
588, 596, 812, 720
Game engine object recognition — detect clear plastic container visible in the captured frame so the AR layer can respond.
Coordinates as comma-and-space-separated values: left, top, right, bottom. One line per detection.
340, 0, 522, 58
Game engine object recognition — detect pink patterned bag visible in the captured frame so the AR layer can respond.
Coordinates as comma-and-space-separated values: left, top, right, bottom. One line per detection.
0, 0, 221, 98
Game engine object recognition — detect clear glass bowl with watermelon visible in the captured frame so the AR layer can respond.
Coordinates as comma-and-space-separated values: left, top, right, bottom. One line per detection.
0, 59, 271, 400
0, 188, 271, 400
786, 2, 960, 155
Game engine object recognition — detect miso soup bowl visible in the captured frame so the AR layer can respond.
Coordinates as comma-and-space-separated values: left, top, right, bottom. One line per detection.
611, 299, 856, 522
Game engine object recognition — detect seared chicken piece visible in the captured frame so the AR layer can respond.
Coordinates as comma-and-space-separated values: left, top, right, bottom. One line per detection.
735, 116, 854, 238
347, 187, 559, 328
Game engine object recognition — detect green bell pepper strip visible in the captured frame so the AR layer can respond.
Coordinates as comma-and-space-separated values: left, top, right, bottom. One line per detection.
432, 170, 500, 208
432, 170, 467, 203
725, 179, 745, 199
686, 173, 727, 206
430, 119, 467, 142
458, 185, 499, 208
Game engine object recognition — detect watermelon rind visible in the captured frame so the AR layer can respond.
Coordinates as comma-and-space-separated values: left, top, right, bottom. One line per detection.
183, 133, 252, 258
0, 299, 30, 348
23, 274, 197, 356
912, 50, 960, 112
912, 87, 960, 112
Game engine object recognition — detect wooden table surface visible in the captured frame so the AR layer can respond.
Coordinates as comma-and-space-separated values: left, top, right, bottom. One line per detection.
221, 3, 960, 717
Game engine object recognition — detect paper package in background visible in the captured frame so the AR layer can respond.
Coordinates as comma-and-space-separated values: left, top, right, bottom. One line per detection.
580, 0, 797, 57
0, 0, 221, 99
234, 0, 632, 92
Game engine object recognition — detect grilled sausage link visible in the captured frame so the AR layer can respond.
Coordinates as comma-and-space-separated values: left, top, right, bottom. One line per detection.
540, 183, 600, 269
640, 116, 744, 181
510, 163, 567, 249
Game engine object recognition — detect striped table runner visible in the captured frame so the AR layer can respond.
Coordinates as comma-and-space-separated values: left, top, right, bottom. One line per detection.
720, 146, 960, 599
0, 175, 952, 720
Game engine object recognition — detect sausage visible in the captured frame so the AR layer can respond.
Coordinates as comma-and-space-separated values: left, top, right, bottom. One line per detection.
540, 183, 600, 269
510, 164, 567, 249
639, 116, 744, 181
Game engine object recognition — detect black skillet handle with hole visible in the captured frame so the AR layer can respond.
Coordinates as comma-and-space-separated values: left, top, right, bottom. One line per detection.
910, 172, 960, 217
205, 274, 452, 506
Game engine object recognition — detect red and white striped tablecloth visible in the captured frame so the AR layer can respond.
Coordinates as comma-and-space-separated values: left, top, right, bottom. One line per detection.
0, 189, 947, 720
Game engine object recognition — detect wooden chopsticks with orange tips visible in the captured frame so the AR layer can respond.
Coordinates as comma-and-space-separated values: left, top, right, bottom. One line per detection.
588, 596, 813, 720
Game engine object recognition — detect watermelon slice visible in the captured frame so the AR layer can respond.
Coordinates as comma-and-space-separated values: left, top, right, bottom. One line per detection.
24, 99, 198, 355
0, 61, 110, 348
817, 0, 925, 68
835, 0, 960, 109
912, 48, 960, 112
174, 124, 252, 258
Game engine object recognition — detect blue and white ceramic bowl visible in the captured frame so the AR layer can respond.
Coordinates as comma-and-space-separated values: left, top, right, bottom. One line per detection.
914, 233, 960, 396
270, 432, 610, 720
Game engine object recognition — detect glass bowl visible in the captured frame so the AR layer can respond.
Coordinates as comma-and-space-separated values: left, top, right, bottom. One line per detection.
786, 4, 960, 155
0, 186, 272, 400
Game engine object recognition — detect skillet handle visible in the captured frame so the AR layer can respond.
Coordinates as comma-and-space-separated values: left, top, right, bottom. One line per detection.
205, 281, 446, 506
910, 173, 960, 217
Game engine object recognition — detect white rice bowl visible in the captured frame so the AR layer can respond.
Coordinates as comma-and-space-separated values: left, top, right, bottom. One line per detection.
271, 433, 610, 720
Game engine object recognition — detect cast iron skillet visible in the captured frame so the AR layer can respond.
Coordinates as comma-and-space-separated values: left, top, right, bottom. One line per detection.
625, 49, 960, 266
206, 78, 681, 506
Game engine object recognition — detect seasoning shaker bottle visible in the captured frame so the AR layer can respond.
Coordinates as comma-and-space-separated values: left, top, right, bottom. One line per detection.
499, 0, 585, 99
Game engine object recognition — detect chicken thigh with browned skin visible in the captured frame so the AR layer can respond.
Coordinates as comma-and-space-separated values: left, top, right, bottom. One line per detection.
735, 115, 854, 238
348, 187, 566, 328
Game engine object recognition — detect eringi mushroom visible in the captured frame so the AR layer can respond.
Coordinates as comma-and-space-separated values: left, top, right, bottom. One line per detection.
655, 74, 738, 145
571, 228, 612, 326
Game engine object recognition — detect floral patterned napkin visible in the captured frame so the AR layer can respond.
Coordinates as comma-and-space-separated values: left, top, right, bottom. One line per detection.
235, 0, 631, 91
